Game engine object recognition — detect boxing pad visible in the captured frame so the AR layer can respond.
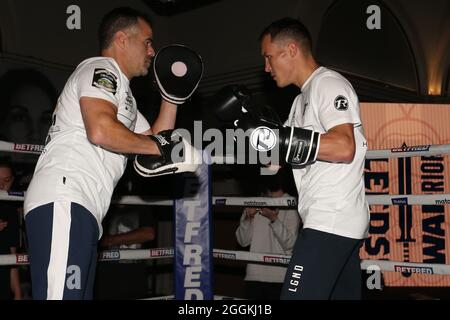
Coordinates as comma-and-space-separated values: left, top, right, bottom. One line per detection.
153, 44, 203, 104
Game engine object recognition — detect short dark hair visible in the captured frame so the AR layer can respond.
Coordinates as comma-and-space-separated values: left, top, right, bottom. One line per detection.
259, 17, 313, 53
98, 7, 152, 51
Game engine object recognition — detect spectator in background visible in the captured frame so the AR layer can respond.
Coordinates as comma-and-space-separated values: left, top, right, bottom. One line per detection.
94, 203, 156, 300
0, 158, 22, 300
235, 172, 301, 300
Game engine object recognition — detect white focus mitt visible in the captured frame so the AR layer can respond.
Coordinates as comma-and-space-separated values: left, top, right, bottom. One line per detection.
134, 130, 201, 177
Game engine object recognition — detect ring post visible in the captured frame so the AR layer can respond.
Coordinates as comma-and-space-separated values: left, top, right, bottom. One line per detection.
174, 151, 213, 300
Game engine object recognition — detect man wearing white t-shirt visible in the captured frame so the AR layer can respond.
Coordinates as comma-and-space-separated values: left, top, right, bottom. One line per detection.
259, 18, 370, 299
236, 173, 300, 300
23, 7, 198, 300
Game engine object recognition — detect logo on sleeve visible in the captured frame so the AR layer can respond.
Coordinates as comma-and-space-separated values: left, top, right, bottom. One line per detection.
334, 95, 349, 111
124, 91, 134, 111
92, 68, 118, 94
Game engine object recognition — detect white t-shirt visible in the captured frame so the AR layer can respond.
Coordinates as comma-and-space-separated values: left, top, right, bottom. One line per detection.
24, 57, 150, 234
285, 66, 369, 239
235, 194, 301, 283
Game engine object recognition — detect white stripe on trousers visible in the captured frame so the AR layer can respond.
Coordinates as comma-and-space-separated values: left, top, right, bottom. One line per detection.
47, 201, 71, 300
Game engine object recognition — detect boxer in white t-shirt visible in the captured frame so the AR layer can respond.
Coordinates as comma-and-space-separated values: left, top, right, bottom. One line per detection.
259, 17, 370, 300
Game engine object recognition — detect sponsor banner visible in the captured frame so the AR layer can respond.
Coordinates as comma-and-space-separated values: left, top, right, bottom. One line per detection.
394, 265, 434, 274
214, 198, 227, 205
391, 197, 408, 205
13, 143, 44, 153
8, 190, 25, 197
391, 143, 431, 153
263, 255, 291, 265
213, 252, 237, 260
361, 103, 450, 286
174, 153, 213, 300
213, 197, 297, 207
16, 254, 29, 264
98, 250, 120, 261
436, 198, 450, 205
150, 248, 174, 258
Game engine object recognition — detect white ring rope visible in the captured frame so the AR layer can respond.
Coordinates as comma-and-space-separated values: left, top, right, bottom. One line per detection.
2, 191, 450, 206
1, 248, 449, 276
365, 143, 449, 159
2, 139, 449, 206
0, 141, 43, 154
1, 140, 450, 159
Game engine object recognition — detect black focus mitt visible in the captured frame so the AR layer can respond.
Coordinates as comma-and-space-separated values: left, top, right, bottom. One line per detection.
153, 44, 203, 104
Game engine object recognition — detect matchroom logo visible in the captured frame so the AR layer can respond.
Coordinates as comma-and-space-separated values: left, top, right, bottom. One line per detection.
435, 198, 450, 205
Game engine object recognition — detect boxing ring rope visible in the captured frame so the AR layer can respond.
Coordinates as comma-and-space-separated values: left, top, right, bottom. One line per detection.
2, 247, 450, 276
2, 139, 450, 298
2, 191, 450, 207
2, 139, 450, 158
